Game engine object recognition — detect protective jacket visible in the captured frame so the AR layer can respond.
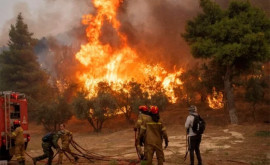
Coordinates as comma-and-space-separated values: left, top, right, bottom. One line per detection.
58, 129, 78, 164
11, 126, 24, 145
59, 129, 72, 145
135, 112, 152, 159
11, 126, 25, 163
135, 112, 152, 128
139, 118, 168, 165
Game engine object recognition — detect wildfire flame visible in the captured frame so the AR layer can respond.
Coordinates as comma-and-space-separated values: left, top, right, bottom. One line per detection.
207, 87, 224, 109
75, 0, 183, 103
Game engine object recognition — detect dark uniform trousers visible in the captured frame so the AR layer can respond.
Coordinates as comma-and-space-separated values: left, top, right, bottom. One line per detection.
35, 142, 54, 165
189, 134, 202, 165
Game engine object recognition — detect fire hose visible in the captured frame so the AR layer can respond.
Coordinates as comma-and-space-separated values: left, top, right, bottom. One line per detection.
25, 138, 141, 164
69, 138, 140, 163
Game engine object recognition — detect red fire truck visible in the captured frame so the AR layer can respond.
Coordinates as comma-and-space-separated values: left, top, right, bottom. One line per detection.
0, 91, 30, 160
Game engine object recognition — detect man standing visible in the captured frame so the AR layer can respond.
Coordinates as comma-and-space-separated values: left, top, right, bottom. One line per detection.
139, 106, 169, 165
10, 120, 25, 165
32, 132, 61, 165
58, 123, 78, 164
134, 105, 152, 160
185, 105, 202, 165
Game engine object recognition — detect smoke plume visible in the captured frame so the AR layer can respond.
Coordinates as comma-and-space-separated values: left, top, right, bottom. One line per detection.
0, 0, 269, 81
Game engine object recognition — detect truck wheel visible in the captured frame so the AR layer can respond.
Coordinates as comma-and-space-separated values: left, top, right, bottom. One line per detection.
0, 146, 13, 161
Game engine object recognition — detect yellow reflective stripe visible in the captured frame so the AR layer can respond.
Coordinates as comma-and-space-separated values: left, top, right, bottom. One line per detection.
146, 122, 162, 125
137, 120, 142, 124
141, 125, 146, 129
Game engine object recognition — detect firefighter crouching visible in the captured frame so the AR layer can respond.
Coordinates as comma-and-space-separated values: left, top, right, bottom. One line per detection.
58, 123, 78, 164
134, 105, 152, 160
32, 132, 61, 165
9, 120, 25, 165
139, 106, 169, 165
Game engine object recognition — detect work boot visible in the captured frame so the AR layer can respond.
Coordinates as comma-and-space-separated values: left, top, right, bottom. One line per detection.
32, 158, 37, 165
74, 156, 79, 162
140, 154, 144, 160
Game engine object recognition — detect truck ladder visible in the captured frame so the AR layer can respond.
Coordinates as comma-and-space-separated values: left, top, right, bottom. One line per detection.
4, 92, 11, 150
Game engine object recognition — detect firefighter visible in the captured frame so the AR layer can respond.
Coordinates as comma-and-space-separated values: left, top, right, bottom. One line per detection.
32, 132, 61, 165
58, 123, 78, 164
9, 120, 25, 165
139, 106, 169, 165
134, 105, 152, 160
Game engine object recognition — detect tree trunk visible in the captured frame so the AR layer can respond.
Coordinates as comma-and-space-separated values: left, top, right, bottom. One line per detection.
87, 118, 99, 132
224, 65, 238, 124
54, 122, 57, 131
252, 103, 256, 121
98, 120, 104, 132
124, 106, 134, 124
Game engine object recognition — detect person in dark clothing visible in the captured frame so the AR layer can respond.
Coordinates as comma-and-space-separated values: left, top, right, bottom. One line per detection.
185, 105, 202, 165
32, 132, 61, 165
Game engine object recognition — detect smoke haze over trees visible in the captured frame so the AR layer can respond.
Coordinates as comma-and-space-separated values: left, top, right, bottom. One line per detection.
0, 0, 269, 73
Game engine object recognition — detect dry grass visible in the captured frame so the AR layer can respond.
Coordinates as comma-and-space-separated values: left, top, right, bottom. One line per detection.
9, 104, 270, 165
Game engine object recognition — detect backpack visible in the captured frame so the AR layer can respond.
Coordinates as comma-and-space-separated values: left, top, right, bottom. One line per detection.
191, 115, 205, 134
42, 132, 53, 142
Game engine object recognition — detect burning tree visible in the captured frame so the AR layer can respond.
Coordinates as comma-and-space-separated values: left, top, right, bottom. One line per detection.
183, 0, 270, 124
114, 80, 149, 123
73, 82, 117, 132
73, 0, 184, 105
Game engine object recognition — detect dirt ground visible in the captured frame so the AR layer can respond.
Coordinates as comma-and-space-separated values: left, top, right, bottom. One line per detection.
8, 104, 270, 165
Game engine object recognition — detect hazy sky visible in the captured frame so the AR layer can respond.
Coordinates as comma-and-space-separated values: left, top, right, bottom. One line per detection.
0, 1, 43, 31
0, 0, 268, 47
0, 0, 91, 46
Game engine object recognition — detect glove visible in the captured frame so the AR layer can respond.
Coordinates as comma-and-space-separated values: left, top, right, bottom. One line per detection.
69, 134, 73, 142
139, 137, 144, 146
134, 127, 137, 132
164, 139, 169, 149
135, 138, 139, 146
140, 154, 145, 160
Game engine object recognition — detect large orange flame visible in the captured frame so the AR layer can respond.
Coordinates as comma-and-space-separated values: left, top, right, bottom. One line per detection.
75, 0, 183, 103
207, 87, 224, 109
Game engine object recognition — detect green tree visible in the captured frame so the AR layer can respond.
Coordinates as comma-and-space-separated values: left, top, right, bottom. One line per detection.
0, 13, 52, 110
180, 66, 206, 104
73, 82, 117, 132
183, 0, 270, 124
245, 76, 268, 121
200, 61, 224, 94
36, 95, 73, 131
